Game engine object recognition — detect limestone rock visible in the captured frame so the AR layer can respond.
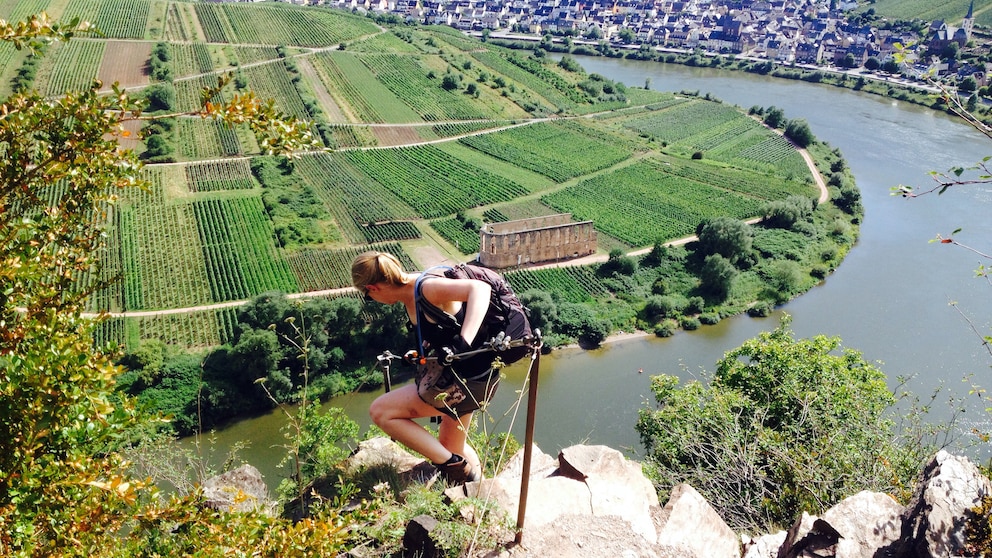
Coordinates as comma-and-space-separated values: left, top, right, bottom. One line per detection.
821, 491, 902, 558
655, 483, 741, 558
892, 450, 992, 557
456, 444, 660, 548
778, 512, 840, 558
345, 437, 437, 485
201, 464, 276, 516
743, 531, 788, 558
403, 514, 443, 558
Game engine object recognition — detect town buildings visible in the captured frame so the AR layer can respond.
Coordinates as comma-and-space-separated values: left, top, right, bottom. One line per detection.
321, 0, 983, 80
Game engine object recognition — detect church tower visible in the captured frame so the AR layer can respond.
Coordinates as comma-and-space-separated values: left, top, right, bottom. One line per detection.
963, 0, 975, 41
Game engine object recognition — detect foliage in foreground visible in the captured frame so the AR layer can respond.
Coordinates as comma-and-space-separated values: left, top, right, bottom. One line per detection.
636, 317, 933, 532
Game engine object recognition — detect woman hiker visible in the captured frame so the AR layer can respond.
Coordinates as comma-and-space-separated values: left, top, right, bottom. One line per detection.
351, 251, 531, 484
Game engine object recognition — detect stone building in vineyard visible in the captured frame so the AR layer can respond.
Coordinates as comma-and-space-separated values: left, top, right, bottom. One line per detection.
477, 214, 596, 270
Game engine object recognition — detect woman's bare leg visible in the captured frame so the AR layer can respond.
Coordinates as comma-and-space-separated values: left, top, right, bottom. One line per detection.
369, 384, 454, 464
438, 412, 479, 469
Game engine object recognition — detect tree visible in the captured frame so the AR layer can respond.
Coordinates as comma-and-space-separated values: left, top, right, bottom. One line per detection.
763, 106, 786, 128
882, 59, 901, 74
761, 195, 814, 230
959, 76, 978, 93
784, 118, 815, 148
145, 82, 176, 111
636, 318, 928, 531
695, 216, 753, 264
558, 55, 583, 73
0, 13, 322, 554
698, 253, 737, 300
618, 28, 636, 44
519, 289, 558, 334
864, 56, 881, 71
441, 72, 462, 91
598, 248, 637, 276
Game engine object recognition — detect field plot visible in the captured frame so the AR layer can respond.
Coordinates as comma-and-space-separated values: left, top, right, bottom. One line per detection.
38, 40, 105, 96
293, 152, 417, 243
171, 42, 213, 78
232, 46, 281, 65
131, 166, 174, 205
164, 1, 201, 42
0, 42, 18, 95
710, 129, 811, 178
285, 243, 413, 292
64, 0, 150, 39
135, 309, 232, 349
426, 25, 488, 52
471, 50, 573, 109
866, 0, 984, 24
621, 99, 742, 146
323, 125, 377, 149
178, 119, 243, 160
116, 118, 144, 153
184, 159, 256, 192
460, 120, 634, 183
505, 267, 609, 304
118, 204, 213, 311
358, 53, 491, 121
97, 40, 150, 89
659, 156, 816, 201
193, 3, 378, 46
542, 159, 767, 247
430, 218, 479, 254
344, 144, 529, 218
346, 30, 423, 54
175, 74, 226, 113
310, 52, 422, 123
240, 60, 310, 120
192, 196, 298, 303
0, 0, 57, 22
369, 125, 423, 146
435, 140, 555, 194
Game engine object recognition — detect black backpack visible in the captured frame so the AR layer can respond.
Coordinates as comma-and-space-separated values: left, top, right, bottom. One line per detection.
414, 262, 532, 366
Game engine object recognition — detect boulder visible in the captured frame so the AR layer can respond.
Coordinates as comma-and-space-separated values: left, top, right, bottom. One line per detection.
778, 512, 840, 558
655, 483, 741, 558
743, 531, 788, 558
403, 514, 443, 558
345, 437, 437, 485
821, 491, 902, 558
889, 450, 992, 557
454, 444, 660, 547
201, 464, 277, 516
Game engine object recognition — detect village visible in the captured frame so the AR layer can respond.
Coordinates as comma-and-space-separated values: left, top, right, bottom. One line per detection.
307, 0, 988, 88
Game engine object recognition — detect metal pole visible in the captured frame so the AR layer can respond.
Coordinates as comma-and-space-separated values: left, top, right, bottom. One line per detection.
514, 347, 540, 544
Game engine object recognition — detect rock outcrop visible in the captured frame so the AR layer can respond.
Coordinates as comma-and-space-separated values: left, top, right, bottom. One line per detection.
201, 463, 278, 516
336, 440, 992, 557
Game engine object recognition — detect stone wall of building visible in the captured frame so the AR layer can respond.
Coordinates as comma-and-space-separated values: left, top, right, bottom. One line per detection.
478, 214, 597, 269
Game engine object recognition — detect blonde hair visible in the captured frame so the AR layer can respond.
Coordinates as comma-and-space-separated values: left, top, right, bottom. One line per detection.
351, 251, 407, 290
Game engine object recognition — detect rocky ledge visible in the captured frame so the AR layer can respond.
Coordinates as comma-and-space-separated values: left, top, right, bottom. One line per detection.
204, 439, 991, 558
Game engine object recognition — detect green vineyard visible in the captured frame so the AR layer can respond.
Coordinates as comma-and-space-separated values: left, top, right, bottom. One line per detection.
0, 1, 827, 351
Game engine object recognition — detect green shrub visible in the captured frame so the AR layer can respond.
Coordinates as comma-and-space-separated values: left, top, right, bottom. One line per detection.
747, 301, 774, 317
678, 315, 701, 330
699, 312, 721, 325
636, 319, 928, 532
654, 319, 678, 337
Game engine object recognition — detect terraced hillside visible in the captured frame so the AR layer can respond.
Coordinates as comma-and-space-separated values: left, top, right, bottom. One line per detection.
0, 0, 822, 350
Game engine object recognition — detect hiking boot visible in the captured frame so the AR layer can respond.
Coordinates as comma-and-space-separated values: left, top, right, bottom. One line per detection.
435, 454, 481, 485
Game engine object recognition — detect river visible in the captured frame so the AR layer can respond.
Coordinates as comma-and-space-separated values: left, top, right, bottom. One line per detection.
190, 57, 992, 489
